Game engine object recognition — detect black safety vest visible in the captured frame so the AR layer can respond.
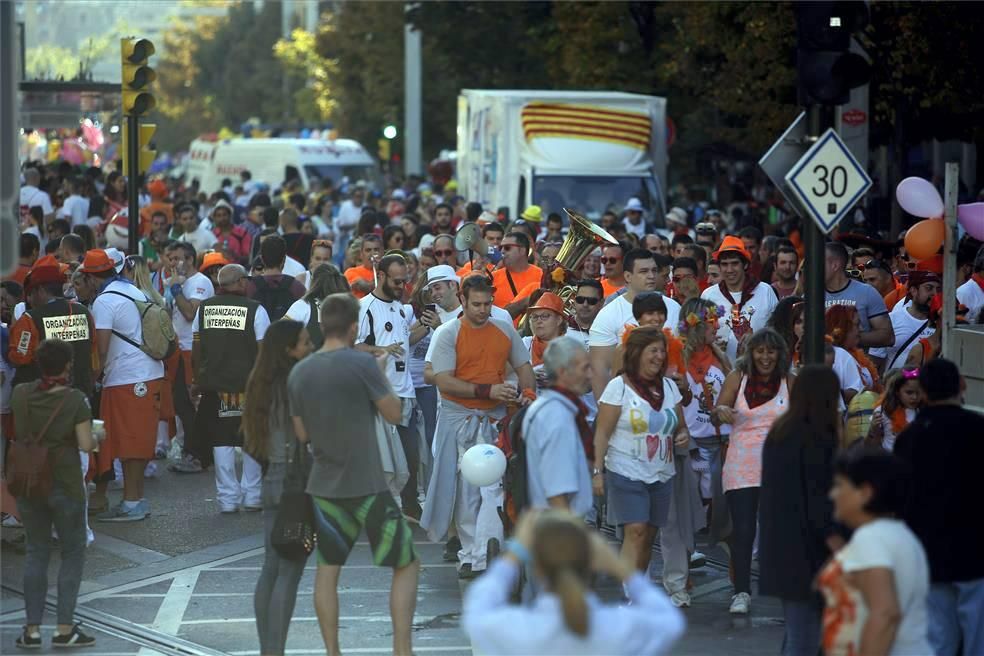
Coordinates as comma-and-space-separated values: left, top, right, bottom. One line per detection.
13, 298, 95, 398
196, 294, 259, 393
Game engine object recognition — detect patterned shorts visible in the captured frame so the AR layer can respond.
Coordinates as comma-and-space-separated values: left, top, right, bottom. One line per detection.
312, 493, 417, 568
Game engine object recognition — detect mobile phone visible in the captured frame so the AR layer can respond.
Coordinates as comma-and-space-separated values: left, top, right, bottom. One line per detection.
425, 304, 437, 315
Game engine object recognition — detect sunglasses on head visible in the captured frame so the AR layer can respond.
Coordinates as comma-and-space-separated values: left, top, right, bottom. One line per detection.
312, 239, 333, 249
861, 259, 891, 273
574, 295, 600, 305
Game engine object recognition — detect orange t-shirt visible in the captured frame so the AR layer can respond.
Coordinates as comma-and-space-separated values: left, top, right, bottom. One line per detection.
344, 265, 375, 298
429, 317, 528, 410
492, 265, 543, 308
883, 282, 907, 310
6, 263, 31, 286
664, 329, 686, 374
457, 260, 494, 280
601, 277, 624, 298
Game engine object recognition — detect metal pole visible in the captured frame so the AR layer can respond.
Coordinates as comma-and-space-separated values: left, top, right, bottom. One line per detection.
0, 0, 19, 275
802, 104, 835, 365
941, 161, 959, 361
404, 3, 422, 177
126, 113, 140, 254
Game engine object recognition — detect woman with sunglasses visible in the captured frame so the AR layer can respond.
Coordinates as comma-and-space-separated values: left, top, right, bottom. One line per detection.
712, 327, 793, 615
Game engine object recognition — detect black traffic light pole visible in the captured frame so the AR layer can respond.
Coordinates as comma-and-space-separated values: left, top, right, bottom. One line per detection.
126, 114, 140, 255
802, 105, 837, 366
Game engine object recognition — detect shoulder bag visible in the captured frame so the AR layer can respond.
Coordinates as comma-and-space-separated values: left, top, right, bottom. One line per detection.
5, 391, 70, 499
271, 438, 316, 561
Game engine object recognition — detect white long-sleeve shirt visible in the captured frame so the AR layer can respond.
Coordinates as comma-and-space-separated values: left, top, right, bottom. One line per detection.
464, 558, 685, 656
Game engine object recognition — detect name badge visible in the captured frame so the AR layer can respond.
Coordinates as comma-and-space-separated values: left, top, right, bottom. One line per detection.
203, 305, 248, 330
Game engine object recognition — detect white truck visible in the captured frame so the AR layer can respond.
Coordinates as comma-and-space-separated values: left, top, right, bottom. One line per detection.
456, 90, 668, 223
185, 137, 380, 194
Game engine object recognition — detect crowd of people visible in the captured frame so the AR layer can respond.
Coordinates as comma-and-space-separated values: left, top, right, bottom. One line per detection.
2, 160, 983, 655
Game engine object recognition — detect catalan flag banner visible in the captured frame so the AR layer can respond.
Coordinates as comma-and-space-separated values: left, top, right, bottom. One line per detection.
521, 102, 651, 151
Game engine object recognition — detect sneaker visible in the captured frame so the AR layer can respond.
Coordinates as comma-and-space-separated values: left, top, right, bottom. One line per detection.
220, 506, 239, 514
457, 563, 479, 580
15, 626, 41, 649
96, 500, 149, 523
690, 551, 707, 569
154, 448, 167, 460
2, 513, 23, 528
51, 623, 96, 648
168, 455, 204, 474
143, 461, 159, 478
729, 592, 750, 615
242, 505, 262, 513
443, 536, 461, 562
670, 591, 692, 608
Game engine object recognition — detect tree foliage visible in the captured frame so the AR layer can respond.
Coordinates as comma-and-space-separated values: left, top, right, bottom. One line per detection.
26, 18, 133, 80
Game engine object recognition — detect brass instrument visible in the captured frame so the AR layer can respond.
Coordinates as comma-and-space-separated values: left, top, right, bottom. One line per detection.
519, 208, 618, 331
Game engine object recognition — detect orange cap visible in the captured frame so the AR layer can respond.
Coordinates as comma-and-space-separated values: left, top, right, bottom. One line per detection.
528, 291, 564, 316
713, 235, 752, 263
200, 251, 231, 273
915, 254, 943, 274
77, 249, 115, 274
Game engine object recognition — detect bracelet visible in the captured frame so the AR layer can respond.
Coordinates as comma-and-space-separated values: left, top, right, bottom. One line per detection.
475, 383, 491, 400
504, 539, 531, 564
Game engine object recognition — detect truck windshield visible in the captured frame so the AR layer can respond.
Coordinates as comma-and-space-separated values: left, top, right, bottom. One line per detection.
304, 164, 380, 190
532, 175, 663, 223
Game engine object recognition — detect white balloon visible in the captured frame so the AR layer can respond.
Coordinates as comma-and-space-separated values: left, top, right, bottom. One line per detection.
460, 444, 507, 487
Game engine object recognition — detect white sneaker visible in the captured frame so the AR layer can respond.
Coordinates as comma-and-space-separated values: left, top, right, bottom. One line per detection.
670, 590, 692, 608
729, 592, 750, 614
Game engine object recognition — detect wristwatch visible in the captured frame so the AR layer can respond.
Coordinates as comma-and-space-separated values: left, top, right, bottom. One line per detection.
592, 467, 603, 477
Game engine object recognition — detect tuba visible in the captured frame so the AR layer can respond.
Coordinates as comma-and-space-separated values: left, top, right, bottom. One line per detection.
520, 208, 618, 330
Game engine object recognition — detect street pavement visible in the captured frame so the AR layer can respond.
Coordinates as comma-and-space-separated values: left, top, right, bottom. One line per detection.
1, 454, 784, 655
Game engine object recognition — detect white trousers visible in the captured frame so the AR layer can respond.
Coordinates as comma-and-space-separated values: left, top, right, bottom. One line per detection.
213, 447, 262, 509
453, 476, 504, 572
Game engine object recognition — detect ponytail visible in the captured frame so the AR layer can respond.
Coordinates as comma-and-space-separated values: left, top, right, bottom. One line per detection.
554, 568, 589, 637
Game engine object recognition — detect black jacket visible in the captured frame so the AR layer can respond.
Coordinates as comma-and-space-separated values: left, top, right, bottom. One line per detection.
894, 404, 984, 583
757, 419, 837, 601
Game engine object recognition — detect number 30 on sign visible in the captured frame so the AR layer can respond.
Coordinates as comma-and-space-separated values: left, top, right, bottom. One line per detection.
784, 128, 872, 234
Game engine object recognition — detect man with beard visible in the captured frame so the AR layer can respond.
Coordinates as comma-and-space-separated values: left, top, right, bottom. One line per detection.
433, 203, 455, 235
870, 269, 940, 373
771, 246, 799, 299
356, 254, 430, 520
491, 232, 543, 317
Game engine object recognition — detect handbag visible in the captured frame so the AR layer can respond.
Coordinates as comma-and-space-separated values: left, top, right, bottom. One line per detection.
5, 391, 70, 499
271, 438, 316, 561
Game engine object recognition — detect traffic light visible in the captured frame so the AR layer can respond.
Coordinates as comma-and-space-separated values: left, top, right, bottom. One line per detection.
121, 37, 156, 116
122, 123, 157, 175
794, 1, 870, 106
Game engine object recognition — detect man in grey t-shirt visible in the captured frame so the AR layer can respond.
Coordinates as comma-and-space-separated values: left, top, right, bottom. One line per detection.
288, 293, 419, 656
823, 241, 894, 347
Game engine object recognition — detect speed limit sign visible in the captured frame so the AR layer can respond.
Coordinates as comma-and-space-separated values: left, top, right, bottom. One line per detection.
784, 128, 872, 234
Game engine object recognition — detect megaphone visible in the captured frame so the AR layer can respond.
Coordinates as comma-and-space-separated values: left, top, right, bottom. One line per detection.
454, 222, 488, 255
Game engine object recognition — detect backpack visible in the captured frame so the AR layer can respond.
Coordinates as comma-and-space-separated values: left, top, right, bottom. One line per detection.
104, 290, 177, 360
496, 404, 536, 531
5, 390, 70, 499
252, 276, 296, 321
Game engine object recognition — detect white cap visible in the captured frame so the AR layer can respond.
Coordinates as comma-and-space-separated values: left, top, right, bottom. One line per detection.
624, 197, 645, 213
425, 264, 458, 287
104, 247, 125, 274
477, 210, 497, 226
391, 188, 407, 200
418, 234, 436, 252
665, 206, 688, 226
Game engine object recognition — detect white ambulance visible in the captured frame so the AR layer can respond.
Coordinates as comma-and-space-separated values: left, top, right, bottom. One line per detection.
186, 137, 379, 194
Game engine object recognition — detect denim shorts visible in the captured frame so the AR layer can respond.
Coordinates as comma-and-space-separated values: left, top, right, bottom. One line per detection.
606, 470, 672, 527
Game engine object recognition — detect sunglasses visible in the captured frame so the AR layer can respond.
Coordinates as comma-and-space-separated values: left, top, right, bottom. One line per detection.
528, 312, 556, 322
434, 249, 454, 257
574, 296, 600, 306
846, 269, 863, 280
501, 244, 523, 252
602, 256, 622, 265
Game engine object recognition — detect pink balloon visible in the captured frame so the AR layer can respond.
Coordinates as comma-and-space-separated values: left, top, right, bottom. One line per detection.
958, 202, 984, 241
896, 176, 944, 218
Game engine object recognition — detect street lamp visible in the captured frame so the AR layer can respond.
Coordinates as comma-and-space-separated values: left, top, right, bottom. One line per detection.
383, 125, 398, 140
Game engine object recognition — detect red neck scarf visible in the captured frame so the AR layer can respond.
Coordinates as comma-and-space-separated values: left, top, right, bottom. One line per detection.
627, 374, 664, 411
744, 373, 780, 409
530, 336, 549, 367
549, 385, 594, 460
39, 374, 70, 391
974, 273, 984, 293
890, 406, 912, 435
718, 276, 756, 314
686, 345, 720, 385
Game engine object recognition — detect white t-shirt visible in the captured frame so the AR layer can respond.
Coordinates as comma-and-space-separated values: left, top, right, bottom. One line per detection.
334, 199, 364, 231
956, 277, 984, 325
683, 361, 730, 440
20, 185, 53, 215
588, 294, 681, 348
92, 280, 165, 387
171, 272, 214, 351
177, 224, 217, 254
701, 281, 778, 362
819, 518, 931, 656
282, 255, 306, 278
192, 300, 270, 341
833, 346, 864, 412
58, 194, 90, 227
357, 293, 414, 398
869, 307, 934, 372
285, 297, 314, 325
599, 376, 682, 484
